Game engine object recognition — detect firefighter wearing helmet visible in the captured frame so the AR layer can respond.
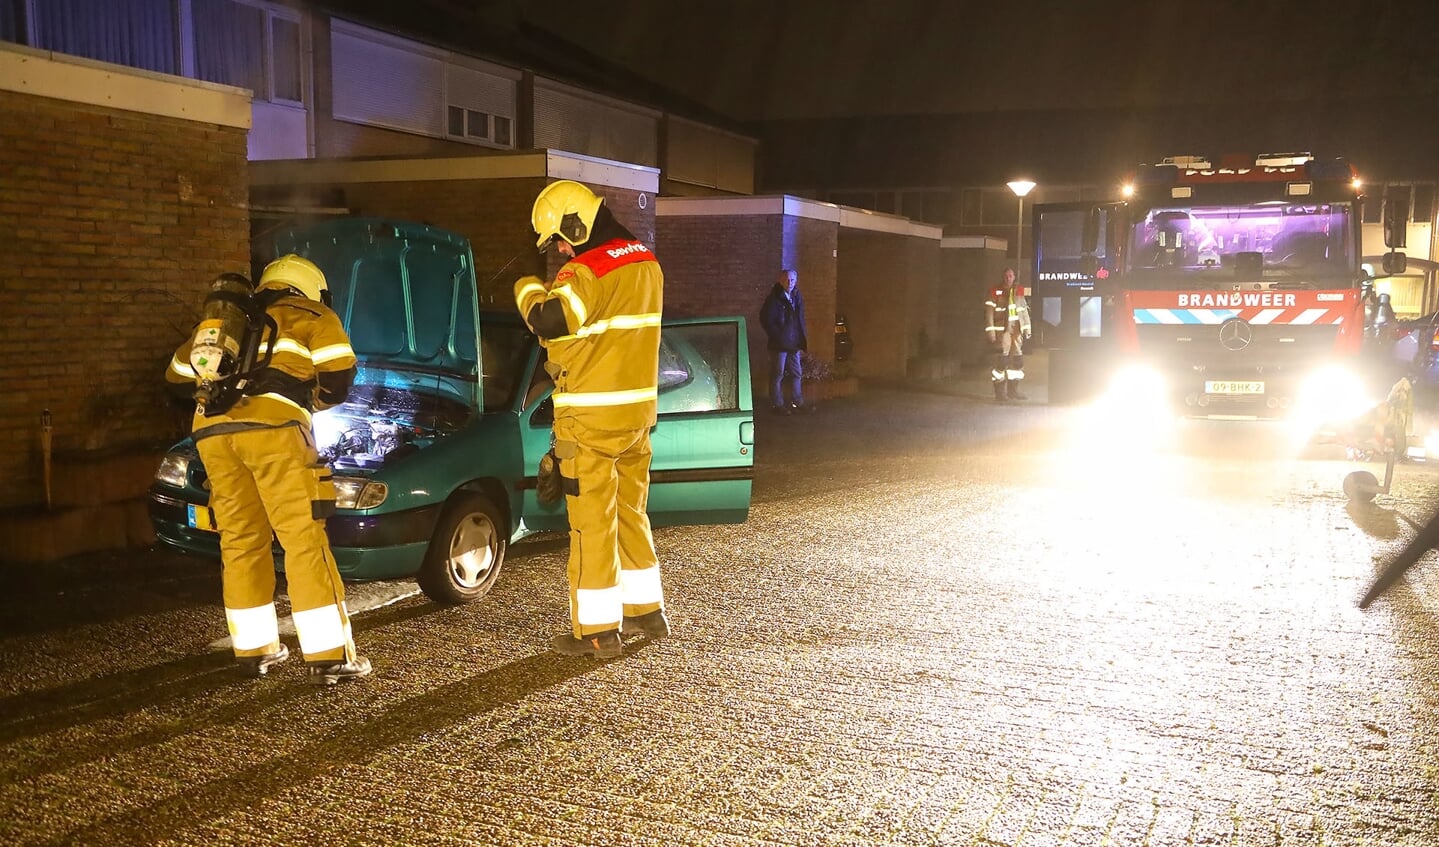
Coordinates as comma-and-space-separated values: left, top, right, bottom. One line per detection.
985, 267, 1032, 401
515, 179, 668, 658
165, 255, 371, 684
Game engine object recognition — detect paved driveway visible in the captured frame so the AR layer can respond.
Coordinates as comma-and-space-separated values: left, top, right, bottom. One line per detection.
2, 387, 1438, 845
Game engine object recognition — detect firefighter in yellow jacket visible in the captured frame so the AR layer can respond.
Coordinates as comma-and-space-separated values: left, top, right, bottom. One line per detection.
986, 267, 1032, 401
515, 180, 667, 658
166, 256, 371, 684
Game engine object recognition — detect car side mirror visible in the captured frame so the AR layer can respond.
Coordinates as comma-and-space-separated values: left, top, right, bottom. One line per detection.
1383, 251, 1408, 275
1384, 190, 1410, 249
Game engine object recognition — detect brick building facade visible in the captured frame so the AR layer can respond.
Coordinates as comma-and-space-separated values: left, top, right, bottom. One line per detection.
0, 47, 251, 514
249, 152, 659, 308
656, 196, 947, 384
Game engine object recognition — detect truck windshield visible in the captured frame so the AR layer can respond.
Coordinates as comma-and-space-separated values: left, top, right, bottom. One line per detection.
1126, 202, 1353, 285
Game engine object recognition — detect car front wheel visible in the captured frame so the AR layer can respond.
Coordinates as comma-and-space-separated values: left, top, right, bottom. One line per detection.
417, 492, 506, 604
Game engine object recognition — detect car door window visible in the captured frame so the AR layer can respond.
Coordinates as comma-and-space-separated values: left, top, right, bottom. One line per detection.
528, 322, 741, 426
659, 323, 739, 414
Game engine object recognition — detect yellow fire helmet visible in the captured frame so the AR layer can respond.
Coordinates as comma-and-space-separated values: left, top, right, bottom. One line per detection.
259, 254, 329, 303
532, 179, 603, 251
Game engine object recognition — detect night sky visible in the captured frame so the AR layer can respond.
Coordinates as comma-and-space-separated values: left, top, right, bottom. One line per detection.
525, 0, 1439, 122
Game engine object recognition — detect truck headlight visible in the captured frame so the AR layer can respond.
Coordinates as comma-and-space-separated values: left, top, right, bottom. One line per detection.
154, 453, 190, 488
1096, 365, 1167, 417
334, 477, 388, 510
1296, 366, 1370, 424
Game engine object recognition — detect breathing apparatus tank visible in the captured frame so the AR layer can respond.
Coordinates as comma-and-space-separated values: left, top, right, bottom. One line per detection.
190, 272, 275, 416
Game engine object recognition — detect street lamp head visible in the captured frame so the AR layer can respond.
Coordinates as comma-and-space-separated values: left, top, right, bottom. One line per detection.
1007, 179, 1037, 198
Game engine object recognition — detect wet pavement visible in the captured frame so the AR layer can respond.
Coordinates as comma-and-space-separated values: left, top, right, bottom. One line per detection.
3, 380, 1439, 846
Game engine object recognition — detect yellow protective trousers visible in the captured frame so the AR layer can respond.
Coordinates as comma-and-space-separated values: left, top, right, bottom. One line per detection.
554, 417, 663, 638
195, 424, 357, 665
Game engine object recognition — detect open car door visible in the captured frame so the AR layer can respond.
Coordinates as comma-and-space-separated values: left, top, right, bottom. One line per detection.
517, 316, 755, 532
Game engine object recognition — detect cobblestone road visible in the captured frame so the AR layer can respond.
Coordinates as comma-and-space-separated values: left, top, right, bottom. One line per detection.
2, 386, 1438, 846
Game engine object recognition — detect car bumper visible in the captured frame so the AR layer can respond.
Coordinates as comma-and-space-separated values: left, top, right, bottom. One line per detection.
148, 489, 440, 582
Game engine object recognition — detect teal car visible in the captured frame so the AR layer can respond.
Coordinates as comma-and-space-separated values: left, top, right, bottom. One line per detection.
148, 219, 755, 604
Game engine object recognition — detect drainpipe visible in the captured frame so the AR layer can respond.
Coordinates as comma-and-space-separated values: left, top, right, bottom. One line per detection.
41, 409, 53, 510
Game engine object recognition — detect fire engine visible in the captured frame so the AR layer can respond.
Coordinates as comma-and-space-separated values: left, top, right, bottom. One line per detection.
1034, 152, 1411, 429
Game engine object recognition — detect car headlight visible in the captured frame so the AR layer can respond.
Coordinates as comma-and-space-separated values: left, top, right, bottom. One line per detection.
154, 453, 190, 488
334, 477, 388, 510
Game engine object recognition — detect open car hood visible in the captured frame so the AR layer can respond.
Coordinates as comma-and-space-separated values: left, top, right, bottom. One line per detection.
265, 219, 481, 391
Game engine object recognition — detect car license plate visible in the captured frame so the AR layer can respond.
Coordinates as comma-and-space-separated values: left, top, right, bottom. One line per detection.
187, 504, 218, 532
1205, 380, 1264, 395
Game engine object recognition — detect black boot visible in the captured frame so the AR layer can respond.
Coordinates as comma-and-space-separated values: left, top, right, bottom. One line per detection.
993, 381, 1008, 402
623, 609, 670, 638
306, 655, 373, 685
1007, 381, 1027, 401
238, 643, 289, 678
552, 630, 623, 658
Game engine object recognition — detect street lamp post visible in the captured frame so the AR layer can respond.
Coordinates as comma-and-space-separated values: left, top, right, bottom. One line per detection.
1007, 179, 1036, 283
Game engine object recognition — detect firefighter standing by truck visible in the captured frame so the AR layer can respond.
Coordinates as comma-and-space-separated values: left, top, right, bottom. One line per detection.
165, 256, 371, 685
514, 180, 669, 659
986, 267, 1032, 401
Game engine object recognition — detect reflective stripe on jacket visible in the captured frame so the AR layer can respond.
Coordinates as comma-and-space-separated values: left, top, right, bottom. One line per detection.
984, 285, 1031, 336
515, 239, 663, 431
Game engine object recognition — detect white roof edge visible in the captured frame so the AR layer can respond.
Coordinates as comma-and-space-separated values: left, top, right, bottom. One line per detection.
656, 195, 843, 224
0, 41, 251, 128
250, 149, 662, 191
942, 235, 1010, 250
545, 150, 660, 193
838, 206, 943, 240
657, 195, 940, 238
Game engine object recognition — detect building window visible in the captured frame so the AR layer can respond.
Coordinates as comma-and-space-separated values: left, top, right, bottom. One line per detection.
193, 0, 302, 104
960, 188, 983, 226
444, 55, 518, 148
31, 0, 178, 75
449, 106, 496, 141
1413, 184, 1434, 224
1, 0, 23, 42
270, 14, 301, 102
332, 21, 517, 149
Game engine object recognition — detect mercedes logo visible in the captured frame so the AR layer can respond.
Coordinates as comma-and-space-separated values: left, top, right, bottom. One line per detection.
1218, 317, 1253, 351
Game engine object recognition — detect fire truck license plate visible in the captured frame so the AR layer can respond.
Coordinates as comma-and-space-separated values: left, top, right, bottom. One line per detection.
187, 504, 217, 532
1205, 380, 1264, 395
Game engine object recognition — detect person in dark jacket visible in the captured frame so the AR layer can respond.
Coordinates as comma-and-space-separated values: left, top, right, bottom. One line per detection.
760, 268, 809, 414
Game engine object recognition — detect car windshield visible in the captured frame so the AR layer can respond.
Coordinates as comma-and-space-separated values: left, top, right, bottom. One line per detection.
1126, 202, 1354, 286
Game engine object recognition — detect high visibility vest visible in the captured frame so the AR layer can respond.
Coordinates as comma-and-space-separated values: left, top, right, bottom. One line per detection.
984, 285, 1030, 336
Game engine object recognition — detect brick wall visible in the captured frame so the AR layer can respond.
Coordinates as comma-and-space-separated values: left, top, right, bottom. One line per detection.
942, 247, 1010, 366
657, 214, 782, 379
254, 176, 657, 309
787, 216, 839, 367
0, 91, 250, 509
657, 211, 842, 391
906, 236, 942, 360
837, 231, 915, 379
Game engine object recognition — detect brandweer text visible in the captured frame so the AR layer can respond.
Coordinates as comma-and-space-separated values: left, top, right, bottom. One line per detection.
1176, 293, 1297, 307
